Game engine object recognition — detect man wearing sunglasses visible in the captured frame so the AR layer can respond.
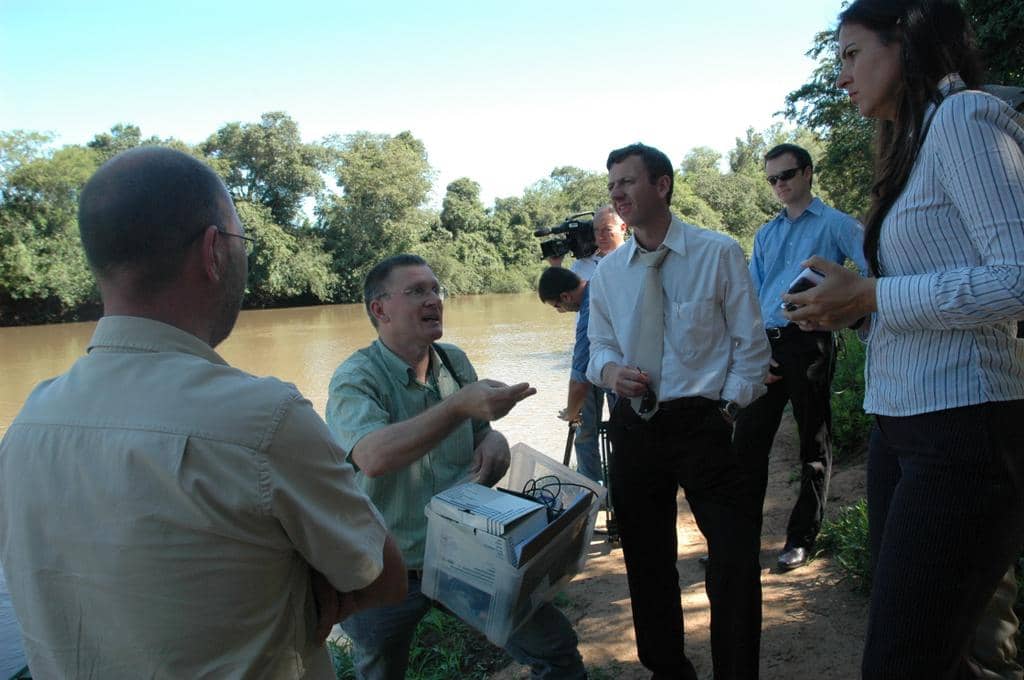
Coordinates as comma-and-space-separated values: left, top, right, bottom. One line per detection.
0, 147, 407, 678
734, 143, 867, 571
326, 253, 586, 680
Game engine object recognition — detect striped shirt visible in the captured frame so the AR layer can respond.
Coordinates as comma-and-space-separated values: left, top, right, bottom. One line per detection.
865, 80, 1024, 415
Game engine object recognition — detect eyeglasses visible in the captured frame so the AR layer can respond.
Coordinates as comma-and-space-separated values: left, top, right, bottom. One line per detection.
766, 167, 806, 186
382, 283, 447, 301
216, 228, 256, 256
187, 225, 256, 256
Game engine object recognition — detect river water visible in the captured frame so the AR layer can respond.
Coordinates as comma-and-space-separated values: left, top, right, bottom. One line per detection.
0, 293, 583, 671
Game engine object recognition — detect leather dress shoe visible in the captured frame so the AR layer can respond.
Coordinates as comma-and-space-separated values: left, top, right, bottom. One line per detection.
777, 546, 809, 571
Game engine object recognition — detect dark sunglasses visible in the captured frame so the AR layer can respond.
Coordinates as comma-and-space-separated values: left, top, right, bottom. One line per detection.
766, 166, 806, 186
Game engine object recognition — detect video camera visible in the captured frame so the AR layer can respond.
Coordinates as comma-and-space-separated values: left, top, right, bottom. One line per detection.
534, 212, 598, 261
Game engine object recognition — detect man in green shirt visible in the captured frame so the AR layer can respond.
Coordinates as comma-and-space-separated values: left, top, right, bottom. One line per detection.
326, 253, 587, 680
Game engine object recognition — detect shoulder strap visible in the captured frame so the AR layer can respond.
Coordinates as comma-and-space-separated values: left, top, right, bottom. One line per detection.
432, 343, 464, 388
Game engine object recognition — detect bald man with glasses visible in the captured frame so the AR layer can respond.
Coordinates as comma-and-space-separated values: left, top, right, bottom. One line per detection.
733, 143, 867, 571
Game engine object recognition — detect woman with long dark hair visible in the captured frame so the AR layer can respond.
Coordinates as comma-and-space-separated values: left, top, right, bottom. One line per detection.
782, 0, 1024, 676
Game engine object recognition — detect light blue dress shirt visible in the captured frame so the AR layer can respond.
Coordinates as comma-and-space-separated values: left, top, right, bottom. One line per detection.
749, 197, 867, 330
571, 284, 591, 384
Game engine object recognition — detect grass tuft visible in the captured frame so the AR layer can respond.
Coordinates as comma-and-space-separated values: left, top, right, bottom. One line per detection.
816, 498, 871, 593
328, 608, 511, 680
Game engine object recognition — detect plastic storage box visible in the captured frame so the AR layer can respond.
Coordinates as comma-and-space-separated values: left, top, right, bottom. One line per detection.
421, 443, 606, 645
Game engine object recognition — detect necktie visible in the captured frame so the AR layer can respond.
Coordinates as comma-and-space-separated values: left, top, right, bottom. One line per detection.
628, 246, 669, 420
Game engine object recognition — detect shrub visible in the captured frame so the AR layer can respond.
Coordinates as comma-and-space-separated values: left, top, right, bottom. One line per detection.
831, 329, 872, 462
816, 498, 871, 592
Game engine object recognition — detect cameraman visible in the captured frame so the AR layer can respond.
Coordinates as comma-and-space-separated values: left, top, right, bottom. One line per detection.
538, 266, 606, 482
571, 206, 626, 278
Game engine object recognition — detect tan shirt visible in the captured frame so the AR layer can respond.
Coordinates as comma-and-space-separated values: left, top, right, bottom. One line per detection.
0, 316, 388, 679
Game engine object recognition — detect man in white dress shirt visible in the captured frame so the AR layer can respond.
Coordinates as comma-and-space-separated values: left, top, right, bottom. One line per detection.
587, 143, 770, 679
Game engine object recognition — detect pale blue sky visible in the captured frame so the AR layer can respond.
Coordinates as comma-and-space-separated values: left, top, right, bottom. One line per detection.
1, 0, 846, 207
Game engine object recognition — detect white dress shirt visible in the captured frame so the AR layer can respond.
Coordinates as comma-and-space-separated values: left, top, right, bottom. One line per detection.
866, 82, 1024, 415
570, 253, 601, 279
586, 215, 770, 407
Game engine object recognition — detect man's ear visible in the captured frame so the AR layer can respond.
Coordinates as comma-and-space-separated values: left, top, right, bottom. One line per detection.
369, 298, 389, 324
198, 226, 221, 283
656, 175, 671, 202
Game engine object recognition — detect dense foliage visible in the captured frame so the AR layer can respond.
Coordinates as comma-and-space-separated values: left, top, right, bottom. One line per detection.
0, 114, 801, 324
2, 0, 1018, 325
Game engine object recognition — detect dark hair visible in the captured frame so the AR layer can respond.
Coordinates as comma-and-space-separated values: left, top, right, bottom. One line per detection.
606, 143, 675, 205
764, 144, 813, 171
838, 0, 983, 275
78, 146, 233, 288
537, 266, 582, 303
363, 253, 429, 326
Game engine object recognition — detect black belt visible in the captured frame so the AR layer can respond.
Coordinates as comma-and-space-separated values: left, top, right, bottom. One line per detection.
766, 324, 830, 342
656, 396, 714, 412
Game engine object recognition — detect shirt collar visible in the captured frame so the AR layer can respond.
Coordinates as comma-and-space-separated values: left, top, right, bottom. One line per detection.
373, 338, 446, 387
774, 196, 824, 223
87, 316, 227, 366
627, 213, 688, 263
937, 73, 965, 96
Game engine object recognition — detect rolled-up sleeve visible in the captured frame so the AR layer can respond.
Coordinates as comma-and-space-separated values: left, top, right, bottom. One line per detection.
326, 364, 391, 465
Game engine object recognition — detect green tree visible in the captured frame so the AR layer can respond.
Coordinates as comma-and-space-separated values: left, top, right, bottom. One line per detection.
87, 123, 150, 161
783, 29, 875, 219
547, 166, 609, 214
235, 201, 337, 306
679, 143, 775, 250
0, 144, 99, 322
202, 112, 326, 227
964, 0, 1024, 86
319, 130, 434, 301
1, 130, 54, 180
440, 177, 487, 238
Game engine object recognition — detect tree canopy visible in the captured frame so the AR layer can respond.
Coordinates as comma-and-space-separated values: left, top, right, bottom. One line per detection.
7, 2, 1017, 325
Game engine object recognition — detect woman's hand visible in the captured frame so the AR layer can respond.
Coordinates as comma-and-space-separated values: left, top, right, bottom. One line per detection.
783, 256, 877, 331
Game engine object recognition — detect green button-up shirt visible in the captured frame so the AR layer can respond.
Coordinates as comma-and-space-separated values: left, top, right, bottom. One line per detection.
326, 340, 490, 568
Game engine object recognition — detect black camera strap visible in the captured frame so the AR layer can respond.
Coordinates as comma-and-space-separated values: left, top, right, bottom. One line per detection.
432, 343, 465, 388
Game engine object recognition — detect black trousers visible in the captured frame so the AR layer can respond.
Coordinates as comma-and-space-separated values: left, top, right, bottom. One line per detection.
732, 327, 834, 549
607, 397, 762, 680
862, 400, 1024, 679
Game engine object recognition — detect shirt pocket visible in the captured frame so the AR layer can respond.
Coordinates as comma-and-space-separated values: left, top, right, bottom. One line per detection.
666, 300, 717, 360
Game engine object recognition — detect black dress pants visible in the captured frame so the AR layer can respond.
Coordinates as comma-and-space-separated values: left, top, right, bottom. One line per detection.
732, 327, 834, 549
862, 400, 1024, 679
607, 397, 761, 680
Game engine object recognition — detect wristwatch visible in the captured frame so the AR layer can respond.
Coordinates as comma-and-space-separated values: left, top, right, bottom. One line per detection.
718, 399, 740, 422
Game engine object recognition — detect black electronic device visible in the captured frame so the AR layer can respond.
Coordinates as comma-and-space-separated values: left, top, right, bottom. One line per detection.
780, 267, 825, 311
535, 212, 598, 261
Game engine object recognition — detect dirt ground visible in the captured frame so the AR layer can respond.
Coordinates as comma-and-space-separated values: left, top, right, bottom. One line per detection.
492, 413, 869, 680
